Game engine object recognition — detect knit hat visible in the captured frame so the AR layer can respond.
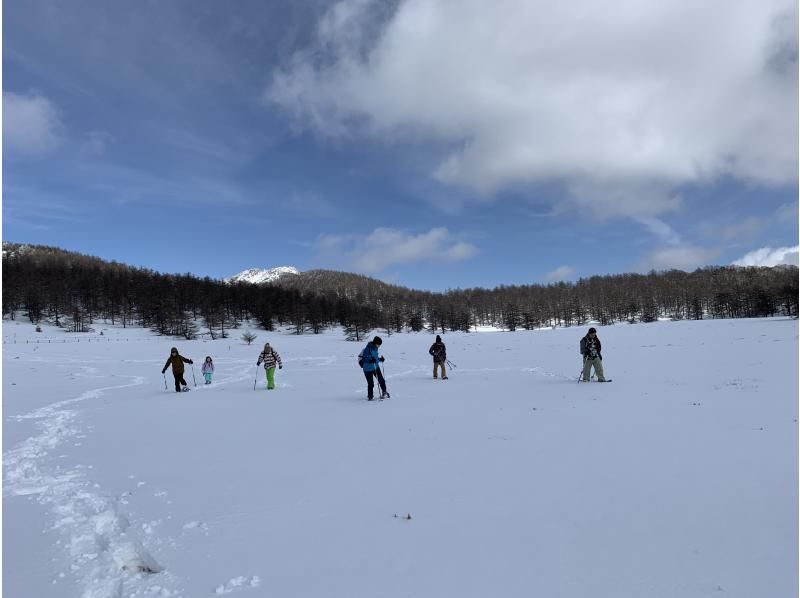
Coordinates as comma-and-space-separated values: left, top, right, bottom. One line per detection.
588, 327, 597, 334
436, 335, 442, 342
372, 336, 382, 345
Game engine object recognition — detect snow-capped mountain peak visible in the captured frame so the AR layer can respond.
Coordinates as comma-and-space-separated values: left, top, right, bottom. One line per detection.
225, 266, 300, 285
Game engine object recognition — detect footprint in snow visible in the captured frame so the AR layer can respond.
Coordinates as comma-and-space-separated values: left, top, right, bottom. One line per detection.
215, 576, 261, 594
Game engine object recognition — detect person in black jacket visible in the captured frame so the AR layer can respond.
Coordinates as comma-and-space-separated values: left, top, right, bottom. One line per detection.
428, 335, 448, 379
579, 328, 606, 382
162, 347, 194, 392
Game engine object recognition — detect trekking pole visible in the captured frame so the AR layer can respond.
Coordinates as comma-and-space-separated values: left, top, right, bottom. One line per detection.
446, 359, 457, 369
253, 365, 259, 391
191, 364, 197, 387
381, 362, 389, 397
163, 373, 168, 390
577, 356, 587, 383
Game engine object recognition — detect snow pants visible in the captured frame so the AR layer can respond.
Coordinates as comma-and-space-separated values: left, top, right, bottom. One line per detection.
433, 361, 447, 379
203, 373, 212, 384
264, 367, 276, 390
172, 372, 188, 392
364, 368, 387, 399
581, 356, 605, 381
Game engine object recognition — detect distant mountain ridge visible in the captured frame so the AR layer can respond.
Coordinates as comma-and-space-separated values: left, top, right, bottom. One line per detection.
225, 266, 300, 285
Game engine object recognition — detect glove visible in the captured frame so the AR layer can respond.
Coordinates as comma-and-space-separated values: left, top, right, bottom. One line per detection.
379, 356, 385, 362
256, 362, 261, 366
279, 365, 282, 370
161, 369, 166, 374
186, 359, 193, 364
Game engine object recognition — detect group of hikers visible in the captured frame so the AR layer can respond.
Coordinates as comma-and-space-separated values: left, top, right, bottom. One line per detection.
161, 327, 606, 396
161, 342, 283, 392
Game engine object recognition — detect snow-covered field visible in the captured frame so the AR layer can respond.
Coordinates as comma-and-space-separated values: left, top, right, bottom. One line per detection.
3, 317, 798, 598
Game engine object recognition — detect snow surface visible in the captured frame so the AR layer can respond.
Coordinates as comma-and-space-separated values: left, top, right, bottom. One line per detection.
3, 318, 798, 597
224, 266, 300, 285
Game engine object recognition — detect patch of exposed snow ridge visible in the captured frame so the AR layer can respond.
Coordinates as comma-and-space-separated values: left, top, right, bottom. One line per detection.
226, 266, 299, 285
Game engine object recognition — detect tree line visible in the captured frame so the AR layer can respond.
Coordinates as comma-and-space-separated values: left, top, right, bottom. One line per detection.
2, 243, 797, 339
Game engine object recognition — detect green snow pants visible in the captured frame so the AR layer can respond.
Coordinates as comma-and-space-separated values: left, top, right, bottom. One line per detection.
264, 367, 276, 389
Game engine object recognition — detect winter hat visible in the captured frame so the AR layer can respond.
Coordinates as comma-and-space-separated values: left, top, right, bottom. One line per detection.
436, 335, 442, 342
372, 336, 382, 345
170, 347, 178, 354
588, 327, 597, 334
264, 342, 271, 350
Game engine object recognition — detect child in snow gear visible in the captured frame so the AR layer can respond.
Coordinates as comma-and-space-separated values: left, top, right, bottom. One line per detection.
429, 335, 448, 379
201, 356, 214, 384
579, 327, 606, 382
361, 336, 388, 400
162, 347, 194, 392
256, 343, 282, 390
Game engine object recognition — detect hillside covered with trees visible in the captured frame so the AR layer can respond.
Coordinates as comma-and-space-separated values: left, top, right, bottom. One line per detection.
3, 243, 797, 339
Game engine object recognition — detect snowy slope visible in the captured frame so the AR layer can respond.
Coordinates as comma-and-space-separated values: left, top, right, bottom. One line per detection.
225, 266, 300, 285
3, 318, 798, 598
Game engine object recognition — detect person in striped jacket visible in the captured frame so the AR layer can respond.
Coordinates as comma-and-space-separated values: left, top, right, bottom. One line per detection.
256, 342, 283, 390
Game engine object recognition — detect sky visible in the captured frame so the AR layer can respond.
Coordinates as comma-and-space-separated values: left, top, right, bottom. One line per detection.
3, 0, 798, 291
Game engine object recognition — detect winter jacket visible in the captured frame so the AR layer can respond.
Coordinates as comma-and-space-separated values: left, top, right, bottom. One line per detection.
580, 335, 602, 360
360, 342, 383, 373
257, 348, 282, 369
162, 351, 193, 375
201, 361, 214, 374
429, 341, 447, 363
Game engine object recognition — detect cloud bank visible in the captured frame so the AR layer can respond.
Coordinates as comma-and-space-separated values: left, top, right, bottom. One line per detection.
268, 0, 798, 217
545, 265, 576, 282
732, 245, 799, 267
316, 227, 478, 273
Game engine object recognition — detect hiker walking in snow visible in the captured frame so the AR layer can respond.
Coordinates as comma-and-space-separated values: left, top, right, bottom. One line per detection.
201, 356, 214, 384
360, 336, 389, 400
579, 327, 606, 382
162, 347, 194, 392
429, 335, 448, 379
256, 343, 282, 390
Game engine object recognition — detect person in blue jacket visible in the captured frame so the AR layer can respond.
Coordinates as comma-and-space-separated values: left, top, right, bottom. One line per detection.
360, 336, 389, 400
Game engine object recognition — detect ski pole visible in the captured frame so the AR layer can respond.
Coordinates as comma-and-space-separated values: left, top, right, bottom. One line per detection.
191, 364, 197, 387
577, 356, 587, 383
446, 359, 457, 369
163, 373, 168, 390
253, 365, 259, 391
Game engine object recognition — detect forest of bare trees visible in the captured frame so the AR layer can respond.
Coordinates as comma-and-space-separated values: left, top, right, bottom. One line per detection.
3, 243, 797, 339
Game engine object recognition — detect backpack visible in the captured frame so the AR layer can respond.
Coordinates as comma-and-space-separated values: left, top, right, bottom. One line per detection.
357, 345, 368, 368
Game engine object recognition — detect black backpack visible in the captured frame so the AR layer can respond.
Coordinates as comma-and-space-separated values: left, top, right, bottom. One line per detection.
357, 345, 368, 368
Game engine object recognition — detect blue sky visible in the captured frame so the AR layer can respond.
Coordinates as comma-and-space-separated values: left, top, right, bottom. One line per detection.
4, 0, 798, 291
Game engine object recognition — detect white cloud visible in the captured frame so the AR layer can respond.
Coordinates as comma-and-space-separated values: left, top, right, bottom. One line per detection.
640, 244, 721, 271
268, 0, 798, 217
732, 245, 799, 266
3, 92, 64, 155
79, 131, 115, 157
719, 216, 764, 241
635, 216, 682, 245
545, 265, 576, 282
315, 227, 478, 273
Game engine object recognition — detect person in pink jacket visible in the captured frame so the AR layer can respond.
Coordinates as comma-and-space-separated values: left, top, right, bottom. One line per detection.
201, 356, 214, 384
